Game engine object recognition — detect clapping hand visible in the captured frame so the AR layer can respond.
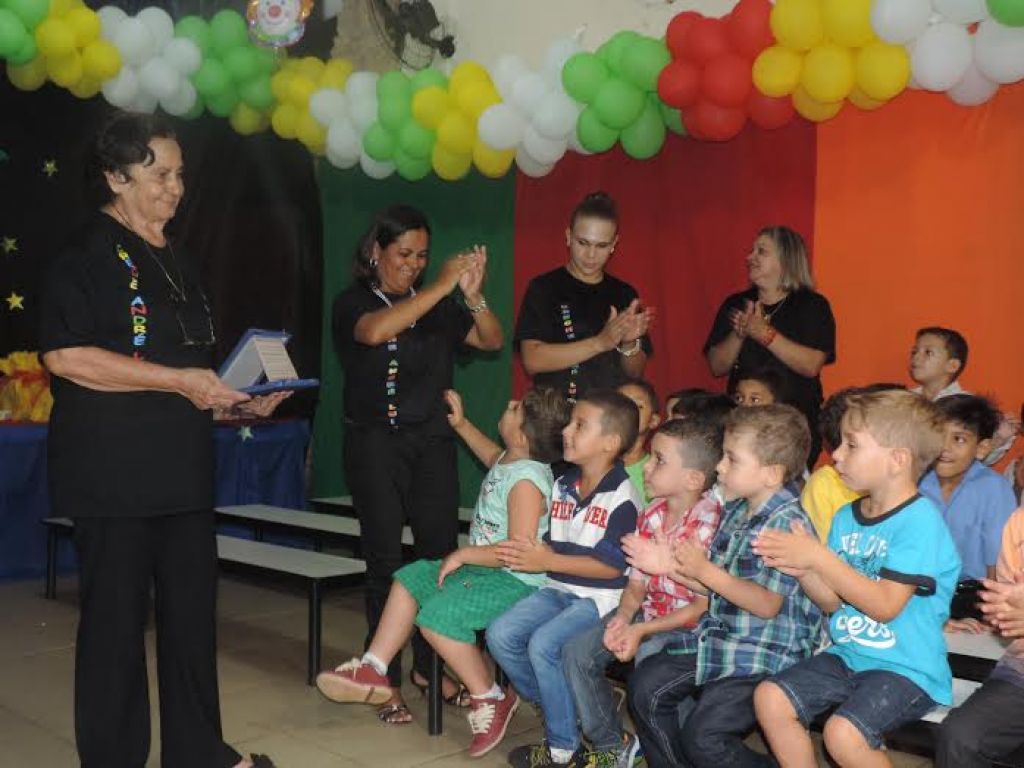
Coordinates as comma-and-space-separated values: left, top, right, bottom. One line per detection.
622, 532, 675, 576
620, 300, 655, 343
673, 539, 709, 580
729, 301, 755, 338
979, 574, 1024, 637
753, 521, 820, 577
744, 301, 772, 342
457, 245, 487, 301
444, 389, 465, 429
436, 251, 480, 293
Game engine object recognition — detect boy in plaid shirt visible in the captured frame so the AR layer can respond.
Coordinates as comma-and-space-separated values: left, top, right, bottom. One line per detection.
562, 417, 724, 766
625, 405, 824, 768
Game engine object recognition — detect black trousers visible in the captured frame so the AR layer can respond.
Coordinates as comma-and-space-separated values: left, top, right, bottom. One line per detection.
73, 511, 239, 768
344, 423, 461, 688
936, 677, 1024, 768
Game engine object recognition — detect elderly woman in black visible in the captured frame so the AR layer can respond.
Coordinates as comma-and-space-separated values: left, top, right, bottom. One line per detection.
325, 205, 503, 723
39, 112, 281, 768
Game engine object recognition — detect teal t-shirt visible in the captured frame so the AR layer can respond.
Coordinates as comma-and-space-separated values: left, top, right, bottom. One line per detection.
467, 454, 553, 588
826, 495, 960, 705
625, 455, 649, 506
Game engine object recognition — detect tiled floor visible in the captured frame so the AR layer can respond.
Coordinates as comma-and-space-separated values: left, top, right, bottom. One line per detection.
1, 575, 935, 767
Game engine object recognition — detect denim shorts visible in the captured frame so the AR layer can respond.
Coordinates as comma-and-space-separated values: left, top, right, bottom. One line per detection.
768, 652, 937, 749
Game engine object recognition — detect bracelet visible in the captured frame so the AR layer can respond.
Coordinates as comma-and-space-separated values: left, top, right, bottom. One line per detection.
617, 339, 642, 357
466, 297, 488, 313
759, 326, 778, 346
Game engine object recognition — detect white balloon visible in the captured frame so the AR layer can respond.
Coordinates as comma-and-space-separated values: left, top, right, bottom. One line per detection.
309, 89, 349, 127
326, 147, 359, 170
567, 130, 593, 156
515, 148, 554, 178
97, 5, 127, 39
871, 0, 932, 43
477, 103, 527, 150
544, 38, 582, 82
360, 150, 395, 180
327, 120, 362, 163
493, 54, 529, 100
137, 7, 174, 51
113, 18, 156, 68
345, 71, 379, 102
128, 90, 159, 114
975, 18, 1024, 84
162, 38, 201, 76
522, 124, 567, 165
912, 22, 972, 90
947, 61, 999, 104
532, 90, 580, 139
349, 96, 378, 133
139, 57, 180, 100
160, 80, 197, 116
101, 67, 139, 108
932, 0, 988, 24
511, 73, 550, 114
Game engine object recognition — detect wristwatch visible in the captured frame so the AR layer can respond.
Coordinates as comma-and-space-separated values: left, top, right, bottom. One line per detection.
617, 339, 642, 357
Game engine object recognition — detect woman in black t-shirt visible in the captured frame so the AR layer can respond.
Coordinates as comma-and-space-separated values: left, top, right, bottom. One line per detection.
324, 205, 502, 723
39, 113, 282, 768
515, 192, 652, 399
704, 226, 836, 464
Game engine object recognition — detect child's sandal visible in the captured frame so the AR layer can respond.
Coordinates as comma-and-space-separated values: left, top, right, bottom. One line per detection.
377, 702, 413, 725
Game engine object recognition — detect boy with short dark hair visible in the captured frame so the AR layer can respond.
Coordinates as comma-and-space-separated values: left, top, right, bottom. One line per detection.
487, 389, 642, 768
617, 378, 661, 505
910, 326, 969, 401
754, 389, 960, 768
729, 366, 789, 408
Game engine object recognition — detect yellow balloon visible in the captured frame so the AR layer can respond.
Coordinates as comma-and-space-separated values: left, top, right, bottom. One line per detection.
49, 0, 84, 17
436, 110, 475, 155
287, 75, 315, 108
297, 56, 324, 82
456, 80, 499, 119
770, 0, 823, 53
448, 60, 489, 96
65, 7, 100, 48
81, 40, 121, 81
472, 141, 514, 179
296, 110, 326, 149
848, 87, 886, 111
800, 44, 855, 104
69, 76, 100, 98
46, 50, 82, 88
230, 103, 268, 135
411, 85, 452, 130
35, 18, 76, 59
320, 58, 353, 89
432, 143, 472, 182
271, 103, 300, 139
792, 86, 843, 123
8, 56, 48, 91
822, 0, 874, 49
270, 70, 293, 102
752, 45, 804, 97
855, 42, 910, 102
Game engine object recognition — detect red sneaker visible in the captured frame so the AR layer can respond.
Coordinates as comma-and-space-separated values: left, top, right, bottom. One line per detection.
315, 658, 392, 705
467, 689, 520, 758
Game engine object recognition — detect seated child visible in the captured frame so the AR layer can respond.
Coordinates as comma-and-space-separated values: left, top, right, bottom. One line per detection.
562, 417, 724, 766
625, 404, 823, 768
668, 388, 735, 425
665, 388, 708, 421
919, 394, 1017, 582
909, 326, 969, 402
617, 378, 661, 505
486, 390, 642, 768
729, 366, 789, 408
1002, 403, 1024, 505
754, 389, 960, 768
315, 387, 570, 757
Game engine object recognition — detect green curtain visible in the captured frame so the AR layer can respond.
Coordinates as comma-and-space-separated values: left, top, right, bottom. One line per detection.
311, 164, 517, 507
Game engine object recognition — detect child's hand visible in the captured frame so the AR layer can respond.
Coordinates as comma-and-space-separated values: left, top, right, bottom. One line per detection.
753, 521, 820, 573
622, 532, 675, 576
979, 575, 1024, 636
602, 613, 631, 652
437, 551, 464, 587
496, 536, 551, 572
673, 539, 709, 579
945, 618, 993, 635
994, 412, 1021, 446
611, 625, 644, 663
444, 389, 465, 429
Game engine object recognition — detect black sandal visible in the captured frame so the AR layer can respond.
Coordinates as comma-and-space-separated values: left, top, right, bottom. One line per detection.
249, 756, 277, 768
409, 670, 471, 708
377, 702, 413, 725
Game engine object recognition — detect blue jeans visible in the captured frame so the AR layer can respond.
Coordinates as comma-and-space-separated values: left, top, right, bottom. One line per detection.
486, 587, 601, 751
564, 613, 693, 751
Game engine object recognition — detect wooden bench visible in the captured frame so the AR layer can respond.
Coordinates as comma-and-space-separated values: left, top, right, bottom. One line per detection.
310, 495, 476, 529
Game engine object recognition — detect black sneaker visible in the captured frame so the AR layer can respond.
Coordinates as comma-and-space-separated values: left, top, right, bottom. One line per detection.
508, 743, 585, 768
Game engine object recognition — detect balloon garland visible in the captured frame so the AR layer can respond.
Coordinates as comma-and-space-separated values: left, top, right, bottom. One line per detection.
5, 0, 1024, 180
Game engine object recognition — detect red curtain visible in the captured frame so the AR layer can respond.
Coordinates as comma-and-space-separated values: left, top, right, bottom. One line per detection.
512, 121, 819, 401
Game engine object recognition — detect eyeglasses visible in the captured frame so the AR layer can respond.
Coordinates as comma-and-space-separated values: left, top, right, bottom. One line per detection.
174, 290, 217, 347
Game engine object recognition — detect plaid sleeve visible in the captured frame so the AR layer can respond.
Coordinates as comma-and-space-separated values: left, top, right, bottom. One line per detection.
692, 500, 722, 552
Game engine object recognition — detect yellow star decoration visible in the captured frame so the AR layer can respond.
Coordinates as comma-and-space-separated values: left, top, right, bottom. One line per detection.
42, 159, 58, 178
5, 292, 25, 311
1, 237, 16, 254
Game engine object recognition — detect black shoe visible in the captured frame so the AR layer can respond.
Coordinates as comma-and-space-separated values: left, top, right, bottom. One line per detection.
508, 742, 585, 768
250, 755, 277, 768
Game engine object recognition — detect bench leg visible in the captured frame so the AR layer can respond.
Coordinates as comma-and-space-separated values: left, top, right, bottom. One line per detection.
45, 527, 58, 600
308, 580, 321, 686
428, 649, 443, 736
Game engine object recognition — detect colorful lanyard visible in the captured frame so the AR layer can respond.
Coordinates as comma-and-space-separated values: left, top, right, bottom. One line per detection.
559, 303, 579, 401
116, 244, 148, 359
371, 286, 416, 426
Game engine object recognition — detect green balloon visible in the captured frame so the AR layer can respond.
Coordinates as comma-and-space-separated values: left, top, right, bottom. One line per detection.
410, 67, 447, 92
561, 52, 610, 105
398, 120, 434, 159
175, 16, 211, 55
658, 100, 687, 136
593, 78, 645, 131
209, 10, 248, 57
378, 95, 411, 133
621, 100, 666, 160
240, 75, 274, 110
377, 70, 412, 101
0, 9, 26, 58
621, 37, 671, 92
988, 0, 1024, 26
224, 46, 260, 83
182, 98, 205, 120
4, 0, 46, 31
194, 59, 231, 98
363, 122, 396, 162
254, 46, 278, 75
576, 106, 619, 153
598, 30, 642, 75
394, 148, 432, 181
205, 88, 240, 118
7, 32, 35, 65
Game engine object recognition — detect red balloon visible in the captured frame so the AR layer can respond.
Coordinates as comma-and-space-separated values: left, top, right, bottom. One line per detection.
726, 0, 774, 60
701, 53, 752, 108
683, 100, 747, 141
747, 92, 795, 130
666, 11, 701, 60
658, 59, 701, 109
683, 17, 730, 66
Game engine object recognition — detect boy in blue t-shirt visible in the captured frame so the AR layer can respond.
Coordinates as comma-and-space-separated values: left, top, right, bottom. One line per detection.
754, 389, 960, 767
